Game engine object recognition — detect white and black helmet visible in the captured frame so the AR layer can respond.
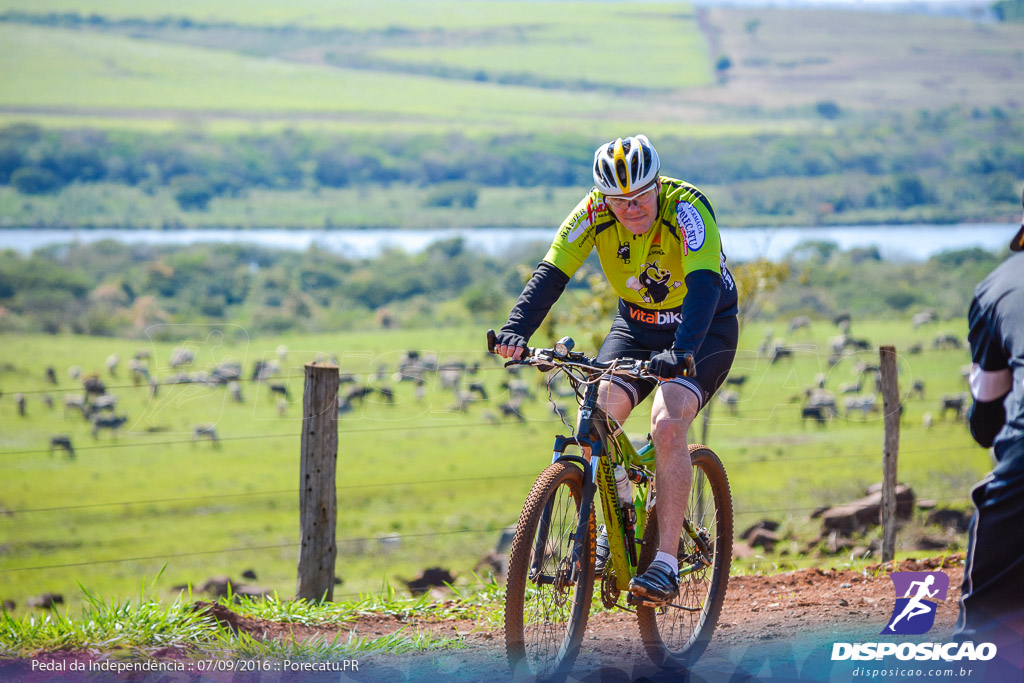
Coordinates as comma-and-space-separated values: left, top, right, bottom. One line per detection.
592, 134, 660, 196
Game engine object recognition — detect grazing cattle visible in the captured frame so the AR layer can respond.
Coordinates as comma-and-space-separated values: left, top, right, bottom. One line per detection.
769, 342, 793, 365
192, 424, 220, 447
909, 380, 925, 400
844, 337, 872, 351
106, 354, 120, 377
908, 343, 923, 355
844, 395, 879, 420
169, 347, 195, 369
838, 379, 863, 395
939, 393, 968, 420
833, 313, 852, 333
83, 377, 106, 397
48, 435, 75, 459
63, 395, 87, 419
228, 381, 244, 403
438, 365, 464, 392
498, 400, 526, 423
128, 359, 150, 384
252, 360, 280, 382
805, 389, 838, 417
788, 315, 811, 333
467, 382, 488, 400
933, 333, 963, 350
801, 405, 829, 427
912, 309, 937, 328
268, 382, 289, 401
717, 390, 739, 415
378, 386, 395, 404
45, 366, 57, 385
133, 349, 151, 361
502, 379, 534, 402
343, 386, 374, 406
211, 362, 242, 384
86, 394, 118, 418
724, 374, 748, 390
91, 414, 128, 439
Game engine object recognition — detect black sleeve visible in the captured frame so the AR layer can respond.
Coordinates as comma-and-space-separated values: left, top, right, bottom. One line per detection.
500, 262, 571, 343
970, 398, 1007, 449
672, 269, 722, 355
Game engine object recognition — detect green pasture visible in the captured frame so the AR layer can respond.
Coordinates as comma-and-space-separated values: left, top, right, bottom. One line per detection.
0, 2, 716, 137
0, 318, 989, 615
0, 0, 677, 31
0, 25, 629, 130
0, 183, 590, 230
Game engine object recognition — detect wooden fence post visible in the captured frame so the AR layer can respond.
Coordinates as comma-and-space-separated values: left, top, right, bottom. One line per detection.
879, 346, 900, 563
297, 362, 339, 601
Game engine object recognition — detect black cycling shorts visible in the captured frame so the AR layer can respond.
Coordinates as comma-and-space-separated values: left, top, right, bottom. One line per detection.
595, 306, 738, 411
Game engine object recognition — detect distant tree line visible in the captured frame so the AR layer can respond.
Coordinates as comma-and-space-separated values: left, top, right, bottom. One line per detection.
993, 0, 1024, 21
0, 106, 1021, 222
0, 236, 1008, 337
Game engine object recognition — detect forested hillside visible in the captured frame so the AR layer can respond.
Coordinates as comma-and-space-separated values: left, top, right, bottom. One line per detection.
0, 238, 1004, 337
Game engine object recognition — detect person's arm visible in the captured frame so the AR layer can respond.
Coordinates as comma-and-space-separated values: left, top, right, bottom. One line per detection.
967, 297, 1011, 448
671, 269, 721, 355
498, 262, 571, 346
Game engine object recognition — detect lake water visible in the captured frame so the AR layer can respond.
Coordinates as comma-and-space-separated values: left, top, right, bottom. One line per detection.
0, 223, 1015, 262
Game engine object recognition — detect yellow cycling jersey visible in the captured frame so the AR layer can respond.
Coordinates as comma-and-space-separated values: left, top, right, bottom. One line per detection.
542, 177, 724, 310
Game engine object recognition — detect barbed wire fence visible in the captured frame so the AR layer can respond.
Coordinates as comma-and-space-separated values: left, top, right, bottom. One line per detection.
0, 343, 984, 606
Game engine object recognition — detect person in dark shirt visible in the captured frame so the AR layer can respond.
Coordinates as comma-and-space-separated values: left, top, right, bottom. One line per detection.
956, 184, 1024, 678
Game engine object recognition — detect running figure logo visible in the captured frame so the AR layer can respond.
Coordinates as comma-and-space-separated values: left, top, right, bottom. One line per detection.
883, 571, 949, 635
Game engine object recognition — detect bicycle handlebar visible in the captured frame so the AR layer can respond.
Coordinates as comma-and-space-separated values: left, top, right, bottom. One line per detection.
486, 329, 658, 380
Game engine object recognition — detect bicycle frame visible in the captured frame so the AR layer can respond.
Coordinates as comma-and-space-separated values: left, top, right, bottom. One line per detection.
538, 374, 716, 597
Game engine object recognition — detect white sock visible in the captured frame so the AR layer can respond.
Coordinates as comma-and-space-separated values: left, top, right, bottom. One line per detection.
654, 552, 678, 574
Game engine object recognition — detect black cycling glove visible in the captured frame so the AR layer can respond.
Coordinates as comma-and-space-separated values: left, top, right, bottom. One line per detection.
494, 330, 528, 354
649, 349, 696, 380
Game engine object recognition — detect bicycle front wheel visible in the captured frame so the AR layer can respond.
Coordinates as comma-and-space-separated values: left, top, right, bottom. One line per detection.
636, 445, 733, 670
505, 461, 595, 681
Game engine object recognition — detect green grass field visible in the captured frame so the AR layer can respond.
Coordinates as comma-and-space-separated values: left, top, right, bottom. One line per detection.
0, 318, 990, 615
2, 0, 1019, 138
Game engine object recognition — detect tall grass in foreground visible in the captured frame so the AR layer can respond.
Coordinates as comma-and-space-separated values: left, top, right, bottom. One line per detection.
0, 574, 501, 658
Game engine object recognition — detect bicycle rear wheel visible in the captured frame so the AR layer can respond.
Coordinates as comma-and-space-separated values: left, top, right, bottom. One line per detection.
505, 461, 595, 681
636, 445, 733, 670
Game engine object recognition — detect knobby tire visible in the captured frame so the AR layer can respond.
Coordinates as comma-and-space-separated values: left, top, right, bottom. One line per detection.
505, 461, 595, 681
636, 445, 733, 670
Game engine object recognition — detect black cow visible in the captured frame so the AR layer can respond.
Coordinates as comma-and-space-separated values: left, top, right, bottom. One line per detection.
91, 414, 128, 439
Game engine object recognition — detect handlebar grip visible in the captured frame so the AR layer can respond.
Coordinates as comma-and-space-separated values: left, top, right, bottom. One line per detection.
486, 329, 497, 354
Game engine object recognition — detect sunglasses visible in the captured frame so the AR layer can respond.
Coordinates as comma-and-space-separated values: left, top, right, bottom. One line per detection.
606, 183, 658, 209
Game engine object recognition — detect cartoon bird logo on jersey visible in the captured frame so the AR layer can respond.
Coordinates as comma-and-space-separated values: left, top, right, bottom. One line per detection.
626, 261, 681, 304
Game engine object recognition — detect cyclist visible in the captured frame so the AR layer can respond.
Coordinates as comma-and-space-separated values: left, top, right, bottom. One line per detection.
493, 134, 738, 603
957, 184, 1024, 675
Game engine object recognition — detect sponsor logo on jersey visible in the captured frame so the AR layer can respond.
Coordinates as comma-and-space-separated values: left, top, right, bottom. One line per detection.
624, 303, 683, 327
565, 196, 603, 243
617, 241, 631, 263
625, 260, 682, 305
676, 201, 705, 253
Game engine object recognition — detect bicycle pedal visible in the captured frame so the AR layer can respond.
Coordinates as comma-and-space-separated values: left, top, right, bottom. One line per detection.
626, 593, 664, 609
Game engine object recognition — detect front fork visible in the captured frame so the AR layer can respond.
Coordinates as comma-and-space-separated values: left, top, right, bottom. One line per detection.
528, 449, 597, 587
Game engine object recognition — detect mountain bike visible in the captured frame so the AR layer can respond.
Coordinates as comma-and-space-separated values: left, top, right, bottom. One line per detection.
488, 331, 733, 681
